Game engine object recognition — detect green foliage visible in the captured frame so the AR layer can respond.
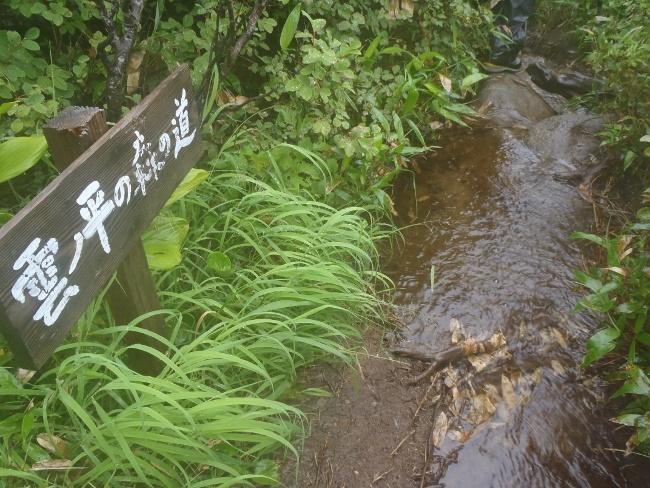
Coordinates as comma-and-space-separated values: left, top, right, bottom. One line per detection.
582, 0, 650, 169
0, 28, 62, 135
0, 165, 390, 486
0, 135, 48, 184
571, 205, 650, 452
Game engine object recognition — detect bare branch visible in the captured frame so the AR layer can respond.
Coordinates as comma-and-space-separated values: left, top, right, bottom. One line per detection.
197, 1, 269, 122
221, 0, 269, 77
95, 0, 146, 121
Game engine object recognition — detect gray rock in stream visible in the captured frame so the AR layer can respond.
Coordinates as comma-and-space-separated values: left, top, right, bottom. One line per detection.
473, 72, 557, 128
524, 113, 605, 179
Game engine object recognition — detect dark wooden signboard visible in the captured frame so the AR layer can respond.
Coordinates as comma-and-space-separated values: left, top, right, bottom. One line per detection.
0, 65, 202, 369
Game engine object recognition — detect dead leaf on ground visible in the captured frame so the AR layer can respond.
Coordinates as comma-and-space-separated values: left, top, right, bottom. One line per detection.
484, 383, 502, 404
605, 266, 627, 276
448, 428, 471, 443
445, 369, 459, 388
470, 394, 496, 425
449, 318, 466, 344
17, 368, 36, 384
417, 195, 431, 203
551, 360, 566, 376
407, 206, 417, 222
31, 459, 73, 471
37, 433, 70, 459
439, 74, 452, 93
389, 0, 399, 18
432, 412, 448, 448
551, 327, 568, 349
468, 353, 490, 372
501, 374, 517, 410
616, 236, 633, 260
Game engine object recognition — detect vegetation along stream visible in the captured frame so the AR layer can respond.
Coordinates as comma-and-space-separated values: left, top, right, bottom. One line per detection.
282, 59, 650, 487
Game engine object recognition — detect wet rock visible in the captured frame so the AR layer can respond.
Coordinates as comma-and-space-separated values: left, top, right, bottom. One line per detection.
474, 73, 556, 128
524, 113, 605, 178
526, 62, 604, 99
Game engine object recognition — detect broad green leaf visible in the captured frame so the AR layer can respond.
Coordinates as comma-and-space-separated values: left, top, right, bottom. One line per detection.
573, 269, 603, 292
616, 413, 643, 426
637, 207, 650, 222
310, 18, 326, 31
569, 231, 606, 247
22, 39, 40, 51
143, 216, 189, 247
24, 27, 39, 40
143, 242, 182, 270
207, 251, 233, 276
364, 34, 382, 59
285, 78, 302, 91
392, 112, 404, 139
403, 86, 419, 115
142, 216, 189, 270
637, 331, 650, 346
612, 380, 646, 398
379, 46, 405, 55
623, 150, 635, 170
582, 327, 620, 366
21, 409, 34, 439
165, 168, 208, 207
0, 101, 17, 115
628, 365, 650, 396
0, 136, 47, 183
298, 85, 313, 101
280, 3, 301, 50
461, 72, 488, 88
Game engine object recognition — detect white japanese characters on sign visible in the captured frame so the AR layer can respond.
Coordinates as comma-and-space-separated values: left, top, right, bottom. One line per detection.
10, 87, 197, 328
12, 238, 80, 326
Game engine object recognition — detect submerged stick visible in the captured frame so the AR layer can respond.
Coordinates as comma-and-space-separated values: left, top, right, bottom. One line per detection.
391, 334, 506, 385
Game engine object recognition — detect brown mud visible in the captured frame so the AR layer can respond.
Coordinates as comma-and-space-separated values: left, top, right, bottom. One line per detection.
280, 43, 650, 488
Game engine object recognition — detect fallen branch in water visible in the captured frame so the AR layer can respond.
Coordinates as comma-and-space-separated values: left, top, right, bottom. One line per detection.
391, 333, 506, 385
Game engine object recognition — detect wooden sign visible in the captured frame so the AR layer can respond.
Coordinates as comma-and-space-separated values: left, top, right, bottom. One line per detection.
0, 65, 203, 369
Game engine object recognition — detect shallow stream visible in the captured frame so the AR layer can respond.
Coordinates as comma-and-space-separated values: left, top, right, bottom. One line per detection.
383, 126, 644, 486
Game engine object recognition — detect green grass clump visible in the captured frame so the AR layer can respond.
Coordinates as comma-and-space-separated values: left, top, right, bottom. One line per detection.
0, 171, 392, 487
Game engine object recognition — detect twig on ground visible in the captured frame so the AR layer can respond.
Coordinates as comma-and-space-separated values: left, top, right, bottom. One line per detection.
373, 468, 395, 484
390, 429, 416, 457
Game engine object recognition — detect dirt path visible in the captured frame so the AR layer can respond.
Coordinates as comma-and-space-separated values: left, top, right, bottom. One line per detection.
281, 327, 433, 487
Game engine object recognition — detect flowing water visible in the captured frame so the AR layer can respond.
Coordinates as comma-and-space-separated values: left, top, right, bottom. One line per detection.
383, 126, 648, 487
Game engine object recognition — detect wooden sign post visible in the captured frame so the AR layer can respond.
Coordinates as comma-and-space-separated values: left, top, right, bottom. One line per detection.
0, 65, 202, 371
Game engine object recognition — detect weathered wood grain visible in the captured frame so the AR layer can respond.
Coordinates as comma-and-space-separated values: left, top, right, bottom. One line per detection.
0, 65, 202, 369
44, 106, 169, 376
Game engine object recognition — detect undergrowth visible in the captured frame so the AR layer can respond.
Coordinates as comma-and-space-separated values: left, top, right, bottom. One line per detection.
0, 166, 392, 487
